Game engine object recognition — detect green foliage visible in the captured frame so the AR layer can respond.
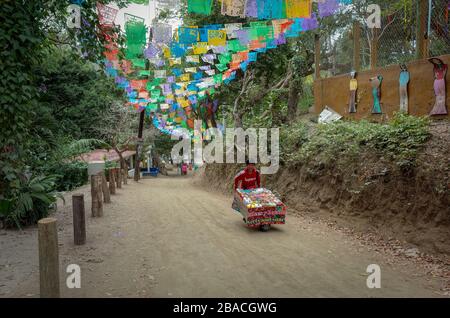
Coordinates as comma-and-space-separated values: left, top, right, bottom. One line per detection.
0, 0, 127, 227
105, 160, 120, 169
33, 137, 110, 193
282, 113, 431, 171
243, 89, 288, 128
66, 139, 111, 157
154, 134, 179, 157
295, 120, 377, 169
0, 175, 64, 228
298, 91, 314, 115
33, 48, 125, 140
0, 0, 124, 156
50, 162, 89, 192
1, 1, 45, 194
371, 112, 431, 169
280, 121, 309, 164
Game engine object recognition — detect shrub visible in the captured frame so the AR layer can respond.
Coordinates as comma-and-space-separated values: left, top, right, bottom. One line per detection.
0, 175, 64, 228
280, 121, 309, 164
371, 112, 431, 170
49, 161, 88, 192
282, 113, 431, 171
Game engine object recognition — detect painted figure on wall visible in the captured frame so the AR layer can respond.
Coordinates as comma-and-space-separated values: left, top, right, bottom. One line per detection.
428, 58, 448, 116
348, 71, 358, 113
370, 75, 383, 114
399, 64, 410, 113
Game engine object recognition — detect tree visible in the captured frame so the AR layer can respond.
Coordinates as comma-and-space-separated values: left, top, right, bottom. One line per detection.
0, 0, 127, 197
1, 0, 129, 226
95, 101, 138, 171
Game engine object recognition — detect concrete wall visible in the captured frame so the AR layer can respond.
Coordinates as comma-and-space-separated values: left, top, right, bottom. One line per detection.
314, 55, 450, 121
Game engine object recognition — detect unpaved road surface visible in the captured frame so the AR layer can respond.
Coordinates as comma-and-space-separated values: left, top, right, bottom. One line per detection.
0, 175, 446, 297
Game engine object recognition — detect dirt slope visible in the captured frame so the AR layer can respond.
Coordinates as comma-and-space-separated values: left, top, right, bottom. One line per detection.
0, 176, 447, 297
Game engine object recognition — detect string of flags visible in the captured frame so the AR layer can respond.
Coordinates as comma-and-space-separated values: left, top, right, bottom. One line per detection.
128, 0, 352, 19
99, 0, 352, 137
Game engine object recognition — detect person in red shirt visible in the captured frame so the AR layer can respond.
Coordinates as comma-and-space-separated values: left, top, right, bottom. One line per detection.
181, 162, 188, 175
234, 161, 261, 190
233, 161, 269, 231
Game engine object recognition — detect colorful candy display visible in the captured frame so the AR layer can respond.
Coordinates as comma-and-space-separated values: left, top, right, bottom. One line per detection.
234, 188, 286, 228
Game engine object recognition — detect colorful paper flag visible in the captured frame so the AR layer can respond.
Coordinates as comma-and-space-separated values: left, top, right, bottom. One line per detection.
221, 0, 246, 17
208, 30, 227, 46
187, 0, 213, 15
285, 0, 311, 18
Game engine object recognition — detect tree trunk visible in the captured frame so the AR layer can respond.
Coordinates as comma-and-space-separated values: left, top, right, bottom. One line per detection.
210, 114, 217, 129
115, 149, 129, 185
122, 169, 128, 185
101, 173, 110, 203
115, 168, 122, 188
152, 149, 168, 176
114, 147, 129, 172
108, 168, 116, 194
233, 112, 244, 129
287, 77, 302, 123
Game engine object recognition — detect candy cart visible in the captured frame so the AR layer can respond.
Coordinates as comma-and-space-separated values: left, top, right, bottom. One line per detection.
233, 188, 286, 232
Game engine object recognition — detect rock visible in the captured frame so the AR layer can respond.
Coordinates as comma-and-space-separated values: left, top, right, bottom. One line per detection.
404, 248, 420, 258
86, 258, 104, 263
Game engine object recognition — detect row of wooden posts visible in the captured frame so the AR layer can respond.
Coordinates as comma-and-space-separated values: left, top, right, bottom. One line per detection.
38, 167, 129, 298
89, 167, 127, 219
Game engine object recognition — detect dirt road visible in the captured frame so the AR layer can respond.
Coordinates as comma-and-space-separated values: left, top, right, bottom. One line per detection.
0, 175, 445, 297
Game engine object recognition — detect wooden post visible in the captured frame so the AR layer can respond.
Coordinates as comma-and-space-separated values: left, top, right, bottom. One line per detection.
72, 194, 86, 245
109, 168, 116, 194
38, 218, 60, 298
353, 21, 361, 72
370, 28, 378, 70
115, 168, 122, 189
122, 169, 128, 185
134, 110, 145, 182
314, 34, 321, 79
416, 0, 429, 59
96, 174, 103, 217
423, 0, 430, 59
91, 175, 99, 217
101, 173, 110, 203
423, 33, 429, 58
91, 175, 103, 217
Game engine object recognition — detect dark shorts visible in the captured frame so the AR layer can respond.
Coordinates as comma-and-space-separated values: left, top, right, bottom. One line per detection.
232, 197, 240, 213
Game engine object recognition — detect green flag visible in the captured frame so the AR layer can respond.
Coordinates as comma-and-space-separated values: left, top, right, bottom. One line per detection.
187, 0, 213, 15
129, 0, 149, 4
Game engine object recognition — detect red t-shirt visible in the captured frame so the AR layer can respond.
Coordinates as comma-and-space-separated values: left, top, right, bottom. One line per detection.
234, 168, 261, 190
